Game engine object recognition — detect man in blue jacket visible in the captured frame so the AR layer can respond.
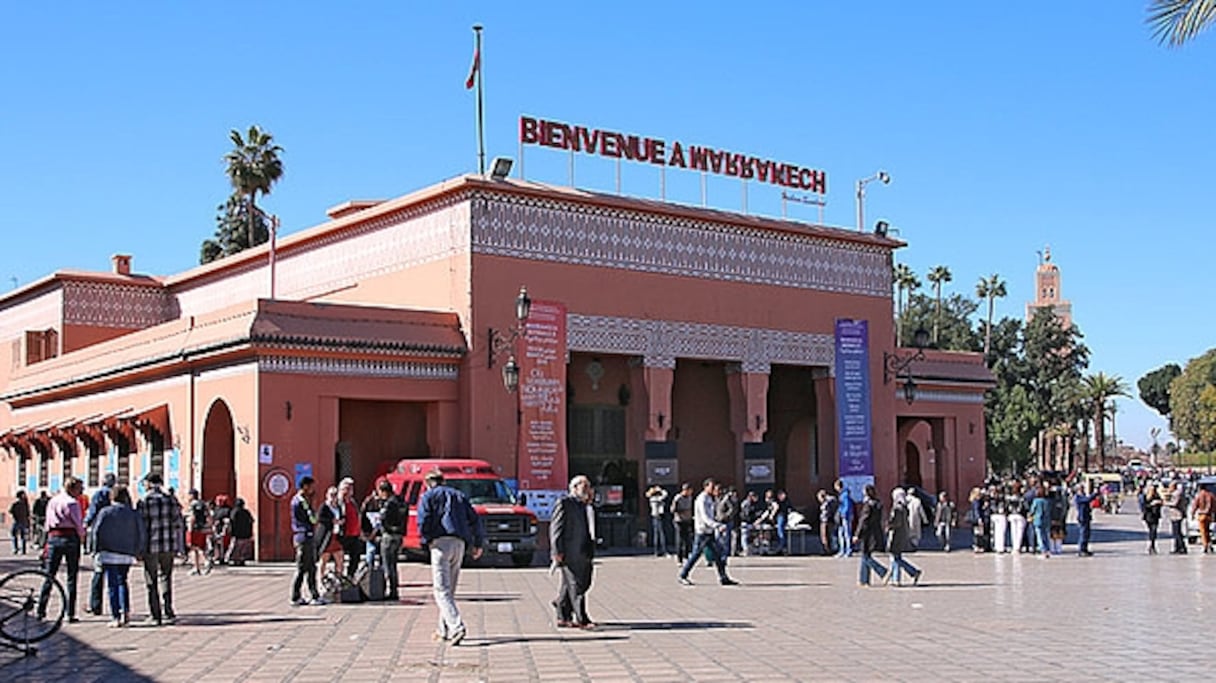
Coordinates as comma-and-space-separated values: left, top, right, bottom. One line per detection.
1073, 484, 1097, 557
417, 469, 483, 645
290, 476, 325, 606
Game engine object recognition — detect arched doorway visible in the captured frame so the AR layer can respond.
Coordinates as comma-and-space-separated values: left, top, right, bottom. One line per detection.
904, 442, 923, 489
202, 399, 236, 502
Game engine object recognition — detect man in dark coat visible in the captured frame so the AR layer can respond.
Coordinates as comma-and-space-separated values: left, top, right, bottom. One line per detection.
550, 474, 596, 629
853, 483, 889, 586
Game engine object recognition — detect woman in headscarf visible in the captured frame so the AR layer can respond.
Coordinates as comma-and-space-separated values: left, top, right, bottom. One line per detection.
316, 486, 345, 579
885, 488, 923, 586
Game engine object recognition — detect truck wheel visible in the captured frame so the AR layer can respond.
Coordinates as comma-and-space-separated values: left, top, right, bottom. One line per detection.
511, 552, 535, 568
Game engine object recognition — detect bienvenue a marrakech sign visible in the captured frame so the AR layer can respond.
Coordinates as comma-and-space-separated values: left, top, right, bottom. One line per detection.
519, 115, 827, 194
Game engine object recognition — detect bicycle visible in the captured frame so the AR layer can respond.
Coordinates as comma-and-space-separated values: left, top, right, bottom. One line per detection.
0, 568, 66, 656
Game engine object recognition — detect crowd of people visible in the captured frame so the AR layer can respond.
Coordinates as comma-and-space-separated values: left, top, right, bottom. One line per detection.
6, 472, 253, 628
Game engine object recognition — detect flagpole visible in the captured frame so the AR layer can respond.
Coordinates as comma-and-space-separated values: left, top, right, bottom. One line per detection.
474, 24, 486, 175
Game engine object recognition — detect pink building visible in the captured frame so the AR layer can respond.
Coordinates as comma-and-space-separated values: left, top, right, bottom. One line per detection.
1, 176, 991, 558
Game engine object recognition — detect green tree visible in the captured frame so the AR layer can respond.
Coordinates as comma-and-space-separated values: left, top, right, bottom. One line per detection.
893, 263, 920, 346
898, 292, 980, 352
1023, 308, 1090, 465
1082, 372, 1130, 469
926, 265, 952, 345
199, 193, 271, 264
1138, 363, 1181, 420
986, 383, 1039, 476
1148, 0, 1216, 45
1170, 349, 1216, 451
975, 273, 1007, 362
224, 125, 284, 249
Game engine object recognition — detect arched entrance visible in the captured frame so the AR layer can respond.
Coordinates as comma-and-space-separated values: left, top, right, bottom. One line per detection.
904, 442, 923, 489
202, 399, 236, 502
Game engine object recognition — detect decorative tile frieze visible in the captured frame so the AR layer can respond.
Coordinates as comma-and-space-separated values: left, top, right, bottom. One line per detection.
62, 281, 175, 329
566, 314, 833, 371
474, 192, 891, 297
258, 356, 458, 380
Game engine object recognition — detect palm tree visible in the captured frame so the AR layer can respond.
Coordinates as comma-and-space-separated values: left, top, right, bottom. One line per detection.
926, 265, 952, 345
893, 263, 920, 346
975, 273, 1007, 360
1082, 373, 1130, 470
224, 125, 284, 249
1148, 0, 1216, 45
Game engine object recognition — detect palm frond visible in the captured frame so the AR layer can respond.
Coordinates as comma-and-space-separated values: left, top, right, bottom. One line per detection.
1148, 0, 1216, 46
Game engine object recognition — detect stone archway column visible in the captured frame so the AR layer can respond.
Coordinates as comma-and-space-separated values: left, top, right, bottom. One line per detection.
642, 362, 674, 442
726, 363, 769, 488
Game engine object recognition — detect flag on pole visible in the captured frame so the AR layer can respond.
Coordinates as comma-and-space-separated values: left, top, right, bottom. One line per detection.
465, 46, 480, 89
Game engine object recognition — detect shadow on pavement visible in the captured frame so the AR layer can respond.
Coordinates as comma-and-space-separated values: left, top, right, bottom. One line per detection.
460, 593, 520, 603
0, 630, 157, 681
739, 581, 827, 588
600, 620, 753, 631
174, 613, 328, 627
474, 634, 629, 646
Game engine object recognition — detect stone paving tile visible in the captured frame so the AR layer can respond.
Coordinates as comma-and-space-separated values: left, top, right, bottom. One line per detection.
2, 509, 1215, 681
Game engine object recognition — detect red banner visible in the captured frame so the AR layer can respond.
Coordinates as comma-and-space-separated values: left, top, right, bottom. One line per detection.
517, 300, 568, 491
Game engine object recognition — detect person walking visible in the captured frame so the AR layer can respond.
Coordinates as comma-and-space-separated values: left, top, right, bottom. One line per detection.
714, 485, 738, 557
138, 473, 184, 625
1165, 482, 1188, 555
376, 480, 405, 601
38, 477, 86, 623
1191, 484, 1215, 554
185, 489, 210, 576
31, 490, 49, 549
678, 478, 738, 587
550, 474, 597, 628
670, 483, 695, 564
1141, 483, 1163, 555
885, 489, 923, 586
854, 484, 888, 586
227, 498, 255, 566
8, 490, 30, 555
968, 487, 989, 553
85, 473, 116, 616
773, 490, 791, 555
835, 480, 854, 557
91, 485, 145, 627
645, 486, 669, 557
739, 490, 760, 556
417, 469, 484, 644
1072, 484, 1097, 557
290, 476, 325, 607
905, 488, 928, 551
933, 491, 955, 552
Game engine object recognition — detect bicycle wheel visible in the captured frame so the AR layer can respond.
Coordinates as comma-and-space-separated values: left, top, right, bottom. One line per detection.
0, 569, 66, 643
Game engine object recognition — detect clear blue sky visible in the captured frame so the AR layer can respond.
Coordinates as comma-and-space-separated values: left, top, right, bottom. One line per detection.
3, 3, 1211, 450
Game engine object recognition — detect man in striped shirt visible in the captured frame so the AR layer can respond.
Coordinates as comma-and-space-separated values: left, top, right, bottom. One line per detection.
138, 473, 184, 626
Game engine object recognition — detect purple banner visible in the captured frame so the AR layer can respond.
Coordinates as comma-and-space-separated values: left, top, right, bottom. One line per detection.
834, 319, 873, 485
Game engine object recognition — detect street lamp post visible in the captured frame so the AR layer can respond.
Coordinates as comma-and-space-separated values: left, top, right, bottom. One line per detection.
855, 170, 890, 232
883, 327, 930, 404
487, 286, 532, 392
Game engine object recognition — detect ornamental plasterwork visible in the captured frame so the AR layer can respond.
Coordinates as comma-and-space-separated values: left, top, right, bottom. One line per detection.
62, 281, 176, 329
258, 356, 458, 380
566, 314, 834, 373
174, 197, 472, 318
473, 192, 891, 297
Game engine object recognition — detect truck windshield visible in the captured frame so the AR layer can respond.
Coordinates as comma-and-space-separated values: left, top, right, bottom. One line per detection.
448, 479, 516, 505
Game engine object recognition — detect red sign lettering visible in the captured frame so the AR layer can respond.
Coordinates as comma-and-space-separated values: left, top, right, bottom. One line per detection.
517, 115, 827, 194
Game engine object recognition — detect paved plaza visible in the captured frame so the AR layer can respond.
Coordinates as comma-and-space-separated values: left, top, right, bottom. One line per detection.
1, 508, 1212, 682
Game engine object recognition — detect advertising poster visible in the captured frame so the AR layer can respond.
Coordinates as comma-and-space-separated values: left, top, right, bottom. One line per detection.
834, 319, 874, 501
517, 300, 568, 509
